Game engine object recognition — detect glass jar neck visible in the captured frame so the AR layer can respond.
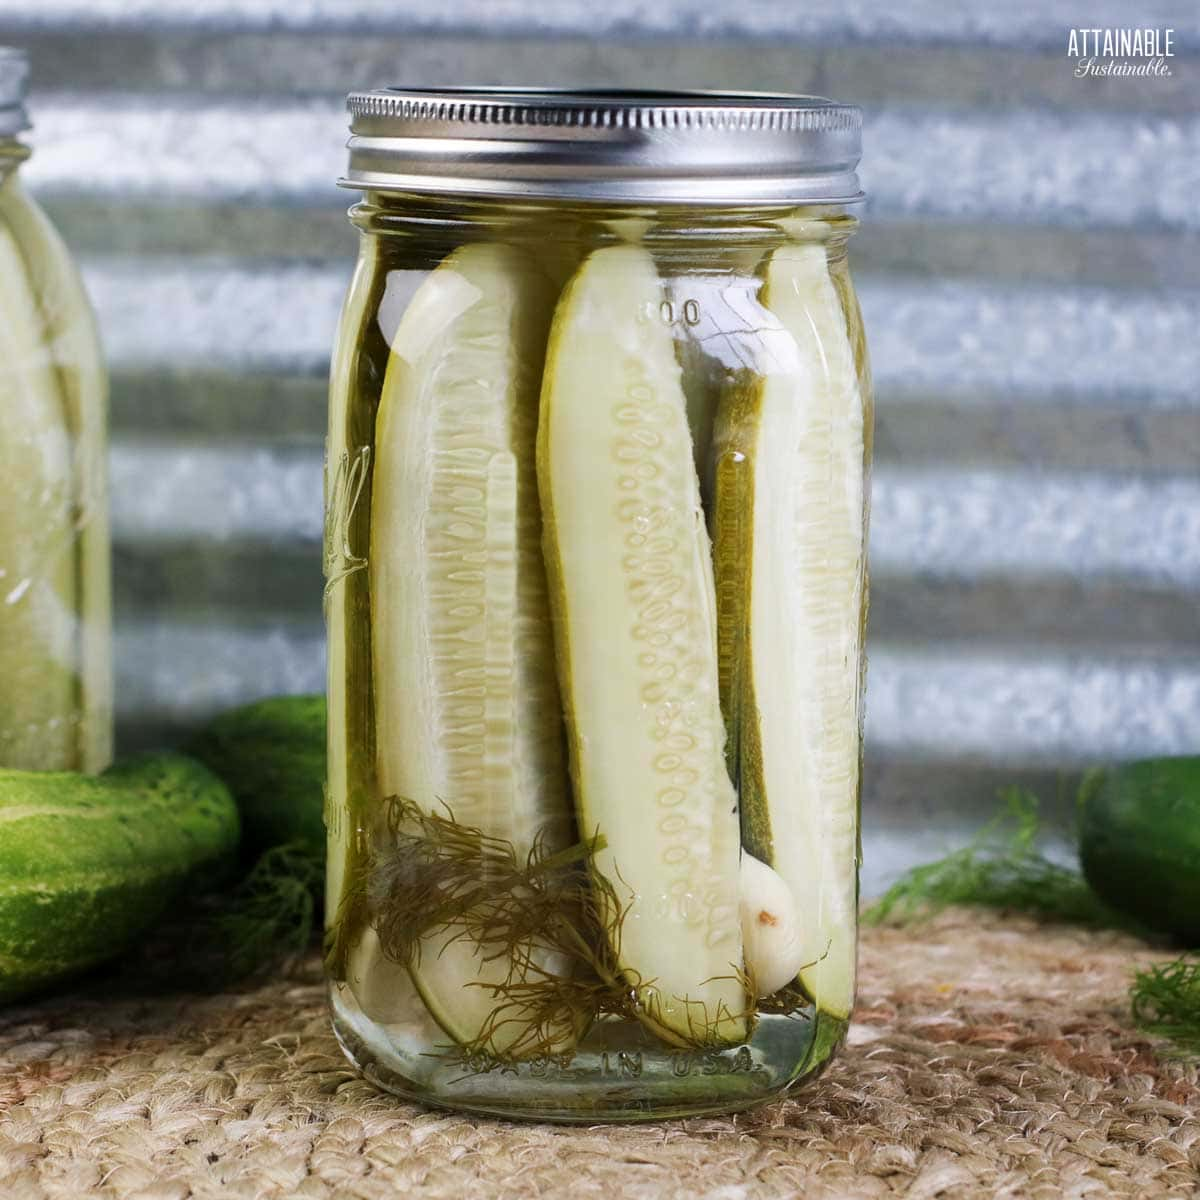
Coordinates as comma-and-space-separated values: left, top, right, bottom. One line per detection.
0, 137, 29, 185
351, 191, 859, 254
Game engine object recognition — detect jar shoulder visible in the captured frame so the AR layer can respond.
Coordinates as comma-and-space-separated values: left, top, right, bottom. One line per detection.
0, 168, 106, 377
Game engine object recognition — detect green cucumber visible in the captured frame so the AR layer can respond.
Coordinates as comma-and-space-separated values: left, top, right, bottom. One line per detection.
368, 242, 574, 1055
0, 213, 77, 771
538, 243, 746, 1046
0, 753, 239, 1002
712, 241, 867, 1019
0, 175, 112, 773
1080, 757, 1200, 944
189, 694, 326, 855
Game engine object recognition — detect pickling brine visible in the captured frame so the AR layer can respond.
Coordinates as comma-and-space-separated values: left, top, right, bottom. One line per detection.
324, 89, 871, 1121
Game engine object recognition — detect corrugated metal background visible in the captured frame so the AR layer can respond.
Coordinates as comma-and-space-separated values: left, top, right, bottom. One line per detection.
3, 1, 1197, 893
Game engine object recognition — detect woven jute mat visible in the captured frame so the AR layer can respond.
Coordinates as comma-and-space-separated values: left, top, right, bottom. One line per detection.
0, 909, 1196, 1200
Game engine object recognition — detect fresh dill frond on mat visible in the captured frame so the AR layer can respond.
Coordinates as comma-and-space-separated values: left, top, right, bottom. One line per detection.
186, 839, 325, 984
863, 787, 1135, 930
137, 838, 325, 990
1131, 957, 1200, 1056
860, 786, 1200, 1055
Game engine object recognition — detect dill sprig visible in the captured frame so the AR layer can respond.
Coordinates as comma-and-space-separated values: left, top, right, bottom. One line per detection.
194, 840, 324, 983
136, 838, 325, 989
355, 796, 758, 1061
1131, 957, 1200, 1057
367, 796, 637, 1060
756, 979, 813, 1018
863, 787, 1134, 930
860, 786, 1200, 1057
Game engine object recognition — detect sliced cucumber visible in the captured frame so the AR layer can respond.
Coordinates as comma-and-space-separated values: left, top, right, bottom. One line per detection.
713, 242, 867, 1019
369, 242, 574, 1055
0, 218, 77, 771
665, 253, 766, 509
324, 235, 386, 944
0, 177, 112, 773
345, 925, 442, 1041
538, 244, 746, 1046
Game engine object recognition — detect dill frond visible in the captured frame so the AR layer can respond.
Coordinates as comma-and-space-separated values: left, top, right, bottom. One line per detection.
863, 787, 1134, 930
1131, 957, 1200, 1057
361, 796, 761, 1062
756, 980, 812, 1017
140, 838, 325, 989
198, 840, 324, 982
366, 796, 638, 1061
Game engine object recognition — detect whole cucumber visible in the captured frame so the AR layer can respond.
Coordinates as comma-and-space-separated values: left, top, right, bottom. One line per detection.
0, 753, 239, 1002
1079, 756, 1200, 944
189, 694, 326, 855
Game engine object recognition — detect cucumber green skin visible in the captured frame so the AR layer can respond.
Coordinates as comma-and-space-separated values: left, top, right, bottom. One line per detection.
711, 373, 770, 866
189, 694, 326, 856
1080, 756, 1200, 944
0, 753, 240, 1002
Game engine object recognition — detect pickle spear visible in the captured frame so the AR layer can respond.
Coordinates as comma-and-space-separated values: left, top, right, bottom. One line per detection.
0, 177, 111, 772
0, 218, 78, 770
538, 243, 746, 1046
324, 234, 385, 945
369, 242, 575, 1056
666, 253, 766, 510
713, 242, 866, 1019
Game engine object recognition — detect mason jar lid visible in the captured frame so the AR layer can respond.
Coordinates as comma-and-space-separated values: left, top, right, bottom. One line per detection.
0, 47, 30, 139
341, 88, 863, 206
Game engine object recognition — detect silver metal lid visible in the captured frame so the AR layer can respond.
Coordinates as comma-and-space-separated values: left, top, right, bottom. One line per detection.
0, 47, 30, 139
341, 88, 863, 206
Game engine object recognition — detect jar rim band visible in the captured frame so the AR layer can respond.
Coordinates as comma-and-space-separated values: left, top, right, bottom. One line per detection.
341, 87, 863, 206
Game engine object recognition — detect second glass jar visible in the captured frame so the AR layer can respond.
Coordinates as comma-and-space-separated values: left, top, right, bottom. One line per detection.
0, 47, 112, 773
325, 90, 872, 1121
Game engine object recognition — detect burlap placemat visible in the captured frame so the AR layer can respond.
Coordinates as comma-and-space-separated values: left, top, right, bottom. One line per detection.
0, 909, 1196, 1199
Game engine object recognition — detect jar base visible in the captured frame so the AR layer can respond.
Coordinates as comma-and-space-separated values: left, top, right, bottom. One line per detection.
330, 981, 847, 1123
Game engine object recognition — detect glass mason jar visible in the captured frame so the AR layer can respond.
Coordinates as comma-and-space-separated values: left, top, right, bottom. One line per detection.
325, 89, 871, 1121
0, 48, 112, 773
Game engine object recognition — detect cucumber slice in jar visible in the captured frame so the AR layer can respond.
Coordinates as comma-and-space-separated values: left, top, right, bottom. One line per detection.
368, 242, 576, 1057
664, 251, 767, 511
0, 220, 78, 771
713, 241, 867, 1020
325, 234, 386, 947
538, 243, 747, 1047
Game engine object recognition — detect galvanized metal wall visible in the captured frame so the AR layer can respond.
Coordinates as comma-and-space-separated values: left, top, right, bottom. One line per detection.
3, 1, 1196, 891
